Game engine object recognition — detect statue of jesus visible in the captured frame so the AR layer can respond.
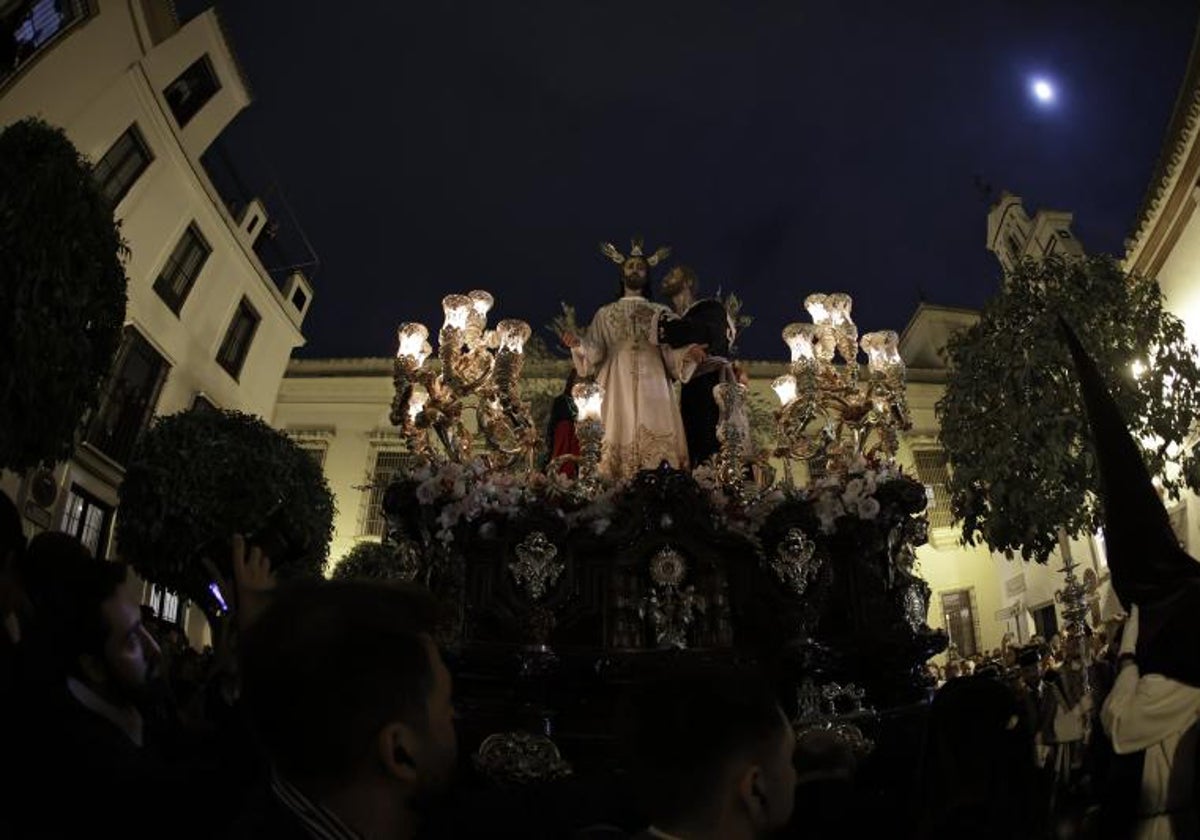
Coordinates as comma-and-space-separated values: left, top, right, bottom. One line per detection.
561, 237, 705, 481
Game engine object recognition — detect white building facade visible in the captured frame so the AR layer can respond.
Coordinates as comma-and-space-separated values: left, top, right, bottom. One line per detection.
0, 1, 312, 636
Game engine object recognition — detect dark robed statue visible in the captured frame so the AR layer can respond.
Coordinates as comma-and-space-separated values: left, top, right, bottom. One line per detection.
656, 265, 739, 468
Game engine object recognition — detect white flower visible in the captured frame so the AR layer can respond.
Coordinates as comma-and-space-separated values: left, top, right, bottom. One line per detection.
842, 478, 865, 507
814, 492, 845, 533
857, 496, 881, 520
416, 480, 439, 505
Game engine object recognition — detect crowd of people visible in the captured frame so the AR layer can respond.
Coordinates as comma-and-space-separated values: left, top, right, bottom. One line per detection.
2, 477, 1196, 840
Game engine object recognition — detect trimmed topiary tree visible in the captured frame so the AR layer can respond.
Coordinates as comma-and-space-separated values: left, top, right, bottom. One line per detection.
937, 254, 1200, 562
117, 408, 335, 614
0, 118, 128, 471
331, 540, 414, 581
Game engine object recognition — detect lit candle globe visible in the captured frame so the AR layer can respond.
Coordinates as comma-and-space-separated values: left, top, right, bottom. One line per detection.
468, 290, 494, 319
782, 323, 816, 363
441, 294, 472, 330
826, 293, 854, 327
804, 293, 831, 325
496, 319, 532, 354
396, 322, 430, 360
861, 330, 900, 371
772, 374, 798, 406
572, 382, 605, 422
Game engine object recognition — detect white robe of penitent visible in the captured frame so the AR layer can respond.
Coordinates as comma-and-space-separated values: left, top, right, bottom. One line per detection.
571, 292, 695, 481
1102, 665, 1200, 839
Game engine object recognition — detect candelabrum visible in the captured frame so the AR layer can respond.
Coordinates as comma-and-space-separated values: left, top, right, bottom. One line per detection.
571, 381, 605, 497
1054, 547, 1093, 699
772, 293, 911, 482
389, 292, 537, 468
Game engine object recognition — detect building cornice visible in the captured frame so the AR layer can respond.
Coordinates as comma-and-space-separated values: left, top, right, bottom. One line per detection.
283, 356, 950, 385
1126, 20, 1200, 264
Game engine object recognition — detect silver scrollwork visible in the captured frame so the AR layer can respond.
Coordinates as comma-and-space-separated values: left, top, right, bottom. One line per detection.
771, 527, 820, 595
473, 731, 574, 786
508, 531, 564, 601
642, 546, 705, 649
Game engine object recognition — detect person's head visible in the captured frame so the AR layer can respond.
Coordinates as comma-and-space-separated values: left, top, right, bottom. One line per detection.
622, 669, 796, 838
0, 491, 26, 615
918, 676, 1035, 837
944, 661, 961, 681
793, 729, 857, 785
620, 256, 649, 293
961, 659, 976, 676
31, 537, 162, 705
240, 580, 455, 801
562, 367, 579, 396
1015, 645, 1042, 688
660, 265, 697, 302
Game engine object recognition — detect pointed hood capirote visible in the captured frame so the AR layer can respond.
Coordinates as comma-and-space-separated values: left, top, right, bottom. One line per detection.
1059, 317, 1200, 686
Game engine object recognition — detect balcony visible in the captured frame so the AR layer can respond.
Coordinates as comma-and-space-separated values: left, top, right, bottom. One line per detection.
199, 138, 320, 293
1, 0, 89, 90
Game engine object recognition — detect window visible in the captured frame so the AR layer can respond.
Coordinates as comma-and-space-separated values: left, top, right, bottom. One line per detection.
216, 298, 260, 379
86, 328, 169, 466
146, 584, 182, 625
300, 444, 327, 469
1031, 602, 1059, 641
912, 448, 953, 528
60, 485, 112, 560
246, 215, 260, 235
1058, 229, 1072, 239
163, 55, 221, 127
92, 125, 153, 207
1006, 233, 1022, 262
291, 286, 308, 311
153, 223, 210, 313
940, 588, 979, 658
3, 0, 88, 84
360, 449, 413, 537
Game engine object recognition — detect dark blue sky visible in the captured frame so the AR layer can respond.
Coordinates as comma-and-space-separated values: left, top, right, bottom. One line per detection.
193, 1, 1200, 360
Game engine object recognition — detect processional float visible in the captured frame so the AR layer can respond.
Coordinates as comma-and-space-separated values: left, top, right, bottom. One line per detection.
380, 273, 945, 785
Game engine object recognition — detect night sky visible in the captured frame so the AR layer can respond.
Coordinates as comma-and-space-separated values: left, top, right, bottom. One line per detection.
188, 1, 1199, 361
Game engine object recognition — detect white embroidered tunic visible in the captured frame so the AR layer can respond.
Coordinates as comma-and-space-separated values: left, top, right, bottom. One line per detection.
572, 293, 693, 481
1102, 667, 1200, 839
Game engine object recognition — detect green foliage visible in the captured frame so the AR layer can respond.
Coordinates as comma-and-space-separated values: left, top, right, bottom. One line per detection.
332, 540, 409, 580
117, 409, 335, 609
719, 291, 754, 352
0, 118, 128, 471
937, 254, 1200, 562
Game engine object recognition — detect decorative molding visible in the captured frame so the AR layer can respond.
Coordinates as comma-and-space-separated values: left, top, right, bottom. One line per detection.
285, 426, 335, 442
1127, 27, 1200, 258
367, 429, 405, 444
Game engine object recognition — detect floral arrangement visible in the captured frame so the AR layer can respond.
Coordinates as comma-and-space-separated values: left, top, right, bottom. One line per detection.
396, 457, 618, 546
388, 454, 919, 554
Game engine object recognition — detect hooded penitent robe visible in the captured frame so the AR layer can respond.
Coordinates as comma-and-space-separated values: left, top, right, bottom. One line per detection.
1062, 320, 1200, 839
